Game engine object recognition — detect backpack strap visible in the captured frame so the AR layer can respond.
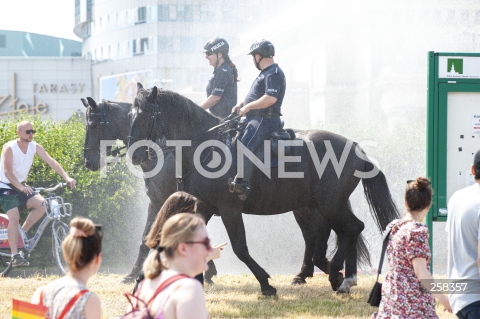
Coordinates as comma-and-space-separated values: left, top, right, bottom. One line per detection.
39, 289, 44, 306
58, 289, 89, 319
146, 274, 190, 306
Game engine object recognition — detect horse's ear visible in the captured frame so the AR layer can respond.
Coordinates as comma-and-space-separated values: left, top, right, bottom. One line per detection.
148, 86, 158, 102
81, 98, 89, 108
86, 97, 97, 108
137, 82, 144, 91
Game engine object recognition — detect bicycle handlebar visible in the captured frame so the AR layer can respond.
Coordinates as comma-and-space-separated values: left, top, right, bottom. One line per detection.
34, 182, 70, 193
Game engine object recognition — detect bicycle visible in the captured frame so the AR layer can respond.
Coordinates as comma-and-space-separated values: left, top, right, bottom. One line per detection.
0, 182, 73, 277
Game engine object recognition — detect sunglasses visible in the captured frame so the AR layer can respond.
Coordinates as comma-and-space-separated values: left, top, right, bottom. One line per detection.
25, 130, 36, 134
205, 51, 214, 56
185, 237, 211, 250
95, 225, 103, 237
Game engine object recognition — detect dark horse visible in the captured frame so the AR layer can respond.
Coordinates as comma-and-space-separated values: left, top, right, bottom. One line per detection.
81, 97, 206, 283
81, 96, 371, 292
127, 84, 399, 295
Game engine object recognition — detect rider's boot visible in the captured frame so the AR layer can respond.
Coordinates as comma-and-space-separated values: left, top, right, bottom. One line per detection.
228, 161, 252, 201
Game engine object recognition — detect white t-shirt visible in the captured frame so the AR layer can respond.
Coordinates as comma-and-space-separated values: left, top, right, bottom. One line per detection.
446, 183, 480, 314
0, 140, 37, 189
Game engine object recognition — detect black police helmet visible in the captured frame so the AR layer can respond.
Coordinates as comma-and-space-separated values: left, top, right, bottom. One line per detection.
247, 39, 275, 58
202, 37, 229, 55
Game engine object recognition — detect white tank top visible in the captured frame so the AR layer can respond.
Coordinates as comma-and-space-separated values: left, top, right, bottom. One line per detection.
0, 140, 37, 189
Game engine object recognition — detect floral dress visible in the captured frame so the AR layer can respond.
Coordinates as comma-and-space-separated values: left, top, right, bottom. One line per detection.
372, 220, 438, 319
40, 278, 91, 319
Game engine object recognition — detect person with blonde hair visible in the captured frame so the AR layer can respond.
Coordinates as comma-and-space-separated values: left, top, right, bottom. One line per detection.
372, 177, 451, 318
31, 217, 102, 319
132, 212, 212, 319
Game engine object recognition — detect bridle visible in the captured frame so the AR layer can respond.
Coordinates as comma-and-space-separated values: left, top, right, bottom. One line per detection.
127, 95, 163, 160
83, 102, 126, 159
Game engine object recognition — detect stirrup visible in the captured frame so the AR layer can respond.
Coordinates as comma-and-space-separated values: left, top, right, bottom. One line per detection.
227, 178, 250, 201
228, 178, 236, 193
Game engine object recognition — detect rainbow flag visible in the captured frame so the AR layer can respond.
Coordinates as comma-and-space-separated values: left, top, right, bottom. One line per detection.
12, 298, 48, 319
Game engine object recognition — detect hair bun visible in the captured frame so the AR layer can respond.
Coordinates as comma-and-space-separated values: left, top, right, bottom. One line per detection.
70, 217, 95, 237
414, 177, 431, 190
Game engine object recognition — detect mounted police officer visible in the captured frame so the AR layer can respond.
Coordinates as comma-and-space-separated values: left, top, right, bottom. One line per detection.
229, 39, 286, 200
199, 37, 238, 119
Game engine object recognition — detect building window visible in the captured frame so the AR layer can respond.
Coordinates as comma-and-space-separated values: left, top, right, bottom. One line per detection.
84, 23, 91, 38
200, 5, 215, 21
158, 5, 170, 21
180, 37, 195, 52
137, 6, 147, 24
0, 35, 5, 48
158, 36, 173, 52
141, 38, 149, 53
133, 37, 149, 55
177, 5, 193, 21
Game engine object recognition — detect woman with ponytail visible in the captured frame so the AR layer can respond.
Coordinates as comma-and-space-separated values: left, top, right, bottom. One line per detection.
200, 37, 238, 119
372, 177, 451, 318
31, 217, 102, 319
135, 211, 212, 319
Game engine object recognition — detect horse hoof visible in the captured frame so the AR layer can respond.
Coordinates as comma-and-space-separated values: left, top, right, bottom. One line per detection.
291, 276, 307, 285
330, 273, 344, 291
335, 275, 357, 294
119, 276, 136, 284
335, 287, 350, 294
262, 287, 277, 296
205, 278, 214, 285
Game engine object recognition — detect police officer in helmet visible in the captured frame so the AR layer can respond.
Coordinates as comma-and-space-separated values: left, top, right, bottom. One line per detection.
200, 37, 238, 119
229, 39, 286, 200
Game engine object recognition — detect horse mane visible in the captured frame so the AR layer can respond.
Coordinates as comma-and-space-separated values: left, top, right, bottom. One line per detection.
156, 89, 219, 129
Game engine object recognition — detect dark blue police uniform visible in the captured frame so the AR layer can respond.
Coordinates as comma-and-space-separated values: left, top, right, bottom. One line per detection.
241, 63, 286, 152
206, 61, 237, 118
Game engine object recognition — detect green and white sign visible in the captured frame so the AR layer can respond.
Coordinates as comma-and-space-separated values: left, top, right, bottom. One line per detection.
438, 56, 480, 78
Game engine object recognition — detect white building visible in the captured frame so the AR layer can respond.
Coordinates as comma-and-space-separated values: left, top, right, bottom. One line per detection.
0, 31, 92, 120
0, 58, 92, 119
74, 0, 259, 104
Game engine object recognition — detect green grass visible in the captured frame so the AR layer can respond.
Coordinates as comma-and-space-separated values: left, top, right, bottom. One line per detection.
0, 273, 455, 319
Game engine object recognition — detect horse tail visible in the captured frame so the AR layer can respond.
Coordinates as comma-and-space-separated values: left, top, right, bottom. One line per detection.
356, 233, 371, 267
330, 232, 371, 268
361, 160, 399, 232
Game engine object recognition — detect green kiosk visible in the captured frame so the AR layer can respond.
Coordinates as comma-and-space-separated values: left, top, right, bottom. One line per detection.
427, 52, 480, 254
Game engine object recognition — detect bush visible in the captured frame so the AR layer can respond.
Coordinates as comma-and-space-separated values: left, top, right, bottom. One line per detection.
0, 114, 146, 272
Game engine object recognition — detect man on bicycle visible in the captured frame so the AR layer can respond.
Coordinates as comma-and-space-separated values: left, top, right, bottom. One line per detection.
0, 121, 76, 266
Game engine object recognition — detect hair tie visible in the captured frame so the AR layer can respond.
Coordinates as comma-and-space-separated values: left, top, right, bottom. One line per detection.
156, 245, 164, 253
70, 227, 87, 238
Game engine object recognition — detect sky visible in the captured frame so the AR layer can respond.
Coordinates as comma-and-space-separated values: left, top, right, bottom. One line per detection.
0, 0, 78, 40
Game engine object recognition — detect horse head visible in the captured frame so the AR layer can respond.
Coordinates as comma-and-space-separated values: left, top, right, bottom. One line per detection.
127, 83, 159, 165
82, 97, 131, 171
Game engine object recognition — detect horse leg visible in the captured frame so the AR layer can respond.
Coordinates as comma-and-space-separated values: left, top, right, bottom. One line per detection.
221, 210, 276, 296
121, 200, 160, 283
196, 207, 217, 284
336, 202, 364, 294
291, 207, 316, 285
312, 213, 332, 275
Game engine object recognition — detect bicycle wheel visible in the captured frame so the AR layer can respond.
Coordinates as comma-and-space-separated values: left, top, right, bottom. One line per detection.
52, 221, 69, 275
0, 250, 12, 277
